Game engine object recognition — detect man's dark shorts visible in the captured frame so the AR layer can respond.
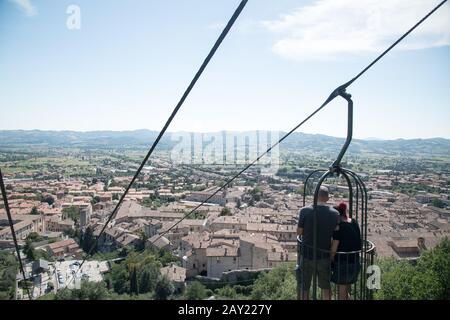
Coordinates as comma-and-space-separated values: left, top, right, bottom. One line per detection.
296, 258, 331, 290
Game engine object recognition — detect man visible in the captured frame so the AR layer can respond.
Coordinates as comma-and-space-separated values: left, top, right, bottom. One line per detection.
297, 186, 339, 300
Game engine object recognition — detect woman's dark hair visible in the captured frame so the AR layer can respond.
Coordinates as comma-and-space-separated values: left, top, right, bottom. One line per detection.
334, 202, 348, 219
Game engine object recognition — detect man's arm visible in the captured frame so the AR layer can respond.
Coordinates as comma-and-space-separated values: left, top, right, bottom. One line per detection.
297, 227, 303, 236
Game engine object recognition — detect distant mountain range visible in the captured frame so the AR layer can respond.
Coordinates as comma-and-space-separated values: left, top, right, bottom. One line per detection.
0, 130, 449, 157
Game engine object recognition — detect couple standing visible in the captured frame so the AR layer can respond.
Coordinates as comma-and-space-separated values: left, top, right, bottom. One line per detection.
297, 186, 361, 300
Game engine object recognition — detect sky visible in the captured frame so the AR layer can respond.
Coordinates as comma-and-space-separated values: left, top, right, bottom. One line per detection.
0, 0, 449, 140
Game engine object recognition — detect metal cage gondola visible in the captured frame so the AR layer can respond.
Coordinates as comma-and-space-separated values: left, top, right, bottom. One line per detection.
296, 89, 376, 300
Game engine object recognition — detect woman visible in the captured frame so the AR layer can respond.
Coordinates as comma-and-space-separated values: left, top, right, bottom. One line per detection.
330, 202, 361, 300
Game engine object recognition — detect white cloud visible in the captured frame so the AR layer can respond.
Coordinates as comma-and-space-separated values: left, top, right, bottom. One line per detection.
10, 0, 38, 17
262, 0, 450, 60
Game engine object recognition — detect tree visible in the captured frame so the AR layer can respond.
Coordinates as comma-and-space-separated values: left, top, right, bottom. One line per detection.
138, 268, 151, 294
77, 281, 109, 300
65, 228, 81, 244
375, 237, 450, 300
54, 281, 109, 300
154, 276, 173, 300
416, 237, 450, 299
137, 232, 148, 252
42, 195, 55, 206
30, 206, 39, 215
157, 249, 178, 266
109, 264, 130, 295
139, 264, 159, 293
234, 284, 253, 296
26, 232, 43, 243
62, 206, 80, 224
81, 226, 96, 254
23, 239, 36, 260
79, 281, 108, 300
0, 252, 18, 300
220, 207, 231, 217
374, 258, 416, 300
54, 288, 73, 300
184, 281, 208, 300
46, 282, 54, 293
215, 285, 237, 299
250, 186, 263, 202
108, 249, 163, 296
251, 263, 296, 300
130, 267, 139, 296
431, 198, 446, 209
